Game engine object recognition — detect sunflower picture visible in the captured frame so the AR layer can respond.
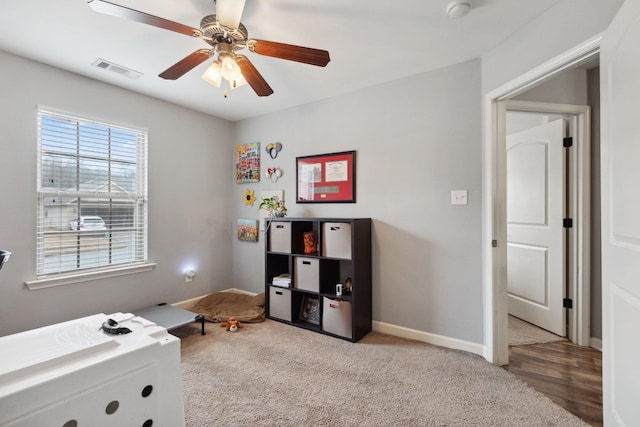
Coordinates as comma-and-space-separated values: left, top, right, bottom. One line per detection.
244, 189, 257, 206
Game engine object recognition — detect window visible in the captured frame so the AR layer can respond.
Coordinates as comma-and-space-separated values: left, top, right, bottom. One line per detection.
36, 108, 148, 280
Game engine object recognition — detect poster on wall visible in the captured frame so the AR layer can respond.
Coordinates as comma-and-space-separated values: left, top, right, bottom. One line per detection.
236, 142, 260, 183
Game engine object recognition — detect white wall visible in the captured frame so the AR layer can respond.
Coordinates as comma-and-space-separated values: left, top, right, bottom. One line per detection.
233, 59, 484, 344
0, 50, 234, 336
481, 0, 623, 95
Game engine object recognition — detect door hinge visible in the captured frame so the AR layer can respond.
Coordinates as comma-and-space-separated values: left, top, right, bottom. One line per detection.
563, 218, 573, 228
563, 298, 573, 309
563, 137, 573, 147
492, 240, 498, 248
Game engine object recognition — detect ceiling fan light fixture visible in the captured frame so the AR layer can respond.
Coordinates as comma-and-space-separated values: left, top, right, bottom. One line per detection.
202, 61, 222, 87
221, 54, 242, 82
216, 0, 246, 29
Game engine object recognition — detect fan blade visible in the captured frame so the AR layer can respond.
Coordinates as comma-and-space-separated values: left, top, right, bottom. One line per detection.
235, 55, 274, 97
248, 40, 330, 67
216, 0, 246, 29
159, 49, 211, 80
88, 0, 202, 37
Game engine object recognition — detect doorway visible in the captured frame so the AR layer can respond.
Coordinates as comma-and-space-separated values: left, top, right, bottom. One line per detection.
483, 36, 601, 366
503, 104, 590, 340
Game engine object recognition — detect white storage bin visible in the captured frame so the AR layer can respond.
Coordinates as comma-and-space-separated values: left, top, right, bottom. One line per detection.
269, 287, 291, 321
322, 222, 352, 259
294, 257, 319, 292
322, 297, 352, 339
269, 222, 291, 253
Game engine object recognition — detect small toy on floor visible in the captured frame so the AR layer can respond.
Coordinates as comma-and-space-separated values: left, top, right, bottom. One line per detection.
221, 316, 243, 332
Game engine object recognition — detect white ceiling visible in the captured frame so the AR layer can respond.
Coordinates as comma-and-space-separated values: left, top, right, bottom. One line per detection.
0, 0, 564, 121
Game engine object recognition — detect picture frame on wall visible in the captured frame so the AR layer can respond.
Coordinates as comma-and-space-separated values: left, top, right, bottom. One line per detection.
236, 142, 260, 183
237, 219, 259, 242
296, 150, 355, 203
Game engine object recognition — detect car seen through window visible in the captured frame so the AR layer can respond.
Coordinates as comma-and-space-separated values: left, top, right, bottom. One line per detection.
70, 216, 107, 232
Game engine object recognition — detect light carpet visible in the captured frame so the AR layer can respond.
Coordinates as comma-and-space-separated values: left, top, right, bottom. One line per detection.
176, 319, 586, 426
508, 315, 566, 346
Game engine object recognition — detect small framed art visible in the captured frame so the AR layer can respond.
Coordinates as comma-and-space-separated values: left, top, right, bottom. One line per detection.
237, 219, 259, 242
299, 295, 320, 325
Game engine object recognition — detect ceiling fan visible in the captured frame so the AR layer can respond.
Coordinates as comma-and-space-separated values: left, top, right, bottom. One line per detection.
88, 0, 331, 97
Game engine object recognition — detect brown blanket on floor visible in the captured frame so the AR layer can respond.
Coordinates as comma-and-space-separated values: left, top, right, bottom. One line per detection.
189, 292, 265, 323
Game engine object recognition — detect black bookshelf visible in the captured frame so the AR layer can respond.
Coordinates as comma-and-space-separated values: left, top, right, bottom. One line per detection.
265, 218, 372, 342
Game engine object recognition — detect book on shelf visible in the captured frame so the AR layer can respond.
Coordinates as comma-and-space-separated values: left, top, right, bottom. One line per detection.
272, 273, 291, 288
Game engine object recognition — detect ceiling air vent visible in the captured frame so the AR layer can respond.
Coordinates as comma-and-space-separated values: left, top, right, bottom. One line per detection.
91, 59, 143, 80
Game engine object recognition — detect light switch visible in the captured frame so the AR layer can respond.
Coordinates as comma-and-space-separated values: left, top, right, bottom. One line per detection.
451, 190, 468, 205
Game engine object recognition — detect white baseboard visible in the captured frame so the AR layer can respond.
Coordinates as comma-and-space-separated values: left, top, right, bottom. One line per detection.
590, 337, 603, 351
174, 292, 483, 357
220, 288, 258, 296
172, 294, 210, 310
373, 320, 485, 357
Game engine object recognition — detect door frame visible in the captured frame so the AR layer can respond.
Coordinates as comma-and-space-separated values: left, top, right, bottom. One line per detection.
483, 35, 600, 365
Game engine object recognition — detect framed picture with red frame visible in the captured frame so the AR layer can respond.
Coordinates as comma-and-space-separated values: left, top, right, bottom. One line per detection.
296, 150, 356, 203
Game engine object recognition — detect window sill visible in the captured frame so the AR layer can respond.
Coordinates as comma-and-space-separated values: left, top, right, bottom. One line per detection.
25, 263, 157, 290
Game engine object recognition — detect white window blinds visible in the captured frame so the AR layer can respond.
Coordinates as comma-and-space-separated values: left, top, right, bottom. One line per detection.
36, 108, 148, 278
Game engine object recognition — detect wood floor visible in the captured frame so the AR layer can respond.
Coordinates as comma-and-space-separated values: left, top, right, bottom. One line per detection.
504, 341, 603, 426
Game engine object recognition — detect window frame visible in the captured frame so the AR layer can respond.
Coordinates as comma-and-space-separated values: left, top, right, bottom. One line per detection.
28, 107, 154, 289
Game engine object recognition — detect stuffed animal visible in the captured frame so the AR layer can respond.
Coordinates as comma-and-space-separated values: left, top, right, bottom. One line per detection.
221, 316, 243, 332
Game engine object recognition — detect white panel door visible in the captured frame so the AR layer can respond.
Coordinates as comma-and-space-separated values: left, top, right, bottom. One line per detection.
601, 0, 640, 424
506, 118, 565, 336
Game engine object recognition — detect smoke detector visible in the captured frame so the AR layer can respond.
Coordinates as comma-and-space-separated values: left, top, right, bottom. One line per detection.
447, 1, 472, 19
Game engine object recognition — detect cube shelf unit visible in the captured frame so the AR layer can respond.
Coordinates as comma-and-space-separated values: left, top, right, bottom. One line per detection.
265, 217, 372, 342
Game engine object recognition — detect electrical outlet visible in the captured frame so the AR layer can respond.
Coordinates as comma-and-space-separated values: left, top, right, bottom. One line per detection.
185, 269, 195, 283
